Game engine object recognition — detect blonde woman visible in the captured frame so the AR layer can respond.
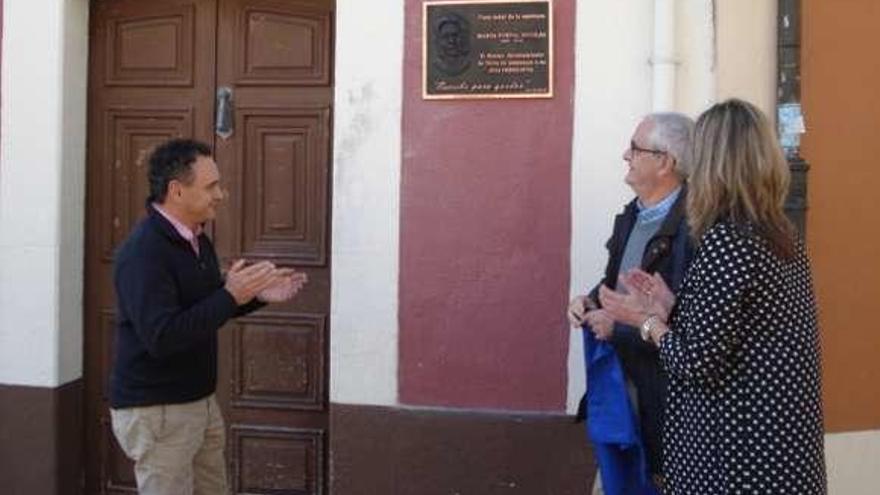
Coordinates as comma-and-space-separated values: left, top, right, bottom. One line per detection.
599, 99, 826, 494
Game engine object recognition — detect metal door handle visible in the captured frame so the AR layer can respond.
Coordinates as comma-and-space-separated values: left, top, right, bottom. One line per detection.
215, 86, 234, 139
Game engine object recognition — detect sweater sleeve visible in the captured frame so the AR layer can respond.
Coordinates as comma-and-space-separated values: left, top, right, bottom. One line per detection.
610, 322, 660, 353
116, 253, 239, 358
235, 298, 266, 317
659, 225, 756, 384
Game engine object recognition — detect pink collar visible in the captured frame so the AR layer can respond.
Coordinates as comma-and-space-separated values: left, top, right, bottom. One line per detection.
152, 203, 202, 255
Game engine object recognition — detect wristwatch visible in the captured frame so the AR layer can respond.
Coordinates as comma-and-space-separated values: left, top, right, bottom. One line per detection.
640, 315, 661, 342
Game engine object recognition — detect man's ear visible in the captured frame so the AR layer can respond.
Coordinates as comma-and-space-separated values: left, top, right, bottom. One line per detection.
167, 180, 182, 201
659, 156, 677, 177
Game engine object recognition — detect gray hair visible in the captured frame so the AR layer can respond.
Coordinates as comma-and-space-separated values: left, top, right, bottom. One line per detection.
645, 112, 694, 179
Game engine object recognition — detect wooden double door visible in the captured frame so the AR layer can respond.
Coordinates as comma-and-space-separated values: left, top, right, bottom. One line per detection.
83, 0, 333, 493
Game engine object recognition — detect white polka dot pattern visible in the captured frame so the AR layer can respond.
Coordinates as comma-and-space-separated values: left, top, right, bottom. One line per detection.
659, 221, 826, 494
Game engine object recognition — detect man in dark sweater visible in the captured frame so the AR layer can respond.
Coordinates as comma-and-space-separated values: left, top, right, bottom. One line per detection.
110, 139, 307, 495
568, 113, 694, 494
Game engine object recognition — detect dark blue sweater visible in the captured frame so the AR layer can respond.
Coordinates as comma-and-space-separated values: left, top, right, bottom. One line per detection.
110, 206, 261, 408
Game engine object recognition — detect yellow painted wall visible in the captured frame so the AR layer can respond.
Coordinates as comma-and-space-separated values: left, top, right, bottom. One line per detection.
802, 0, 880, 432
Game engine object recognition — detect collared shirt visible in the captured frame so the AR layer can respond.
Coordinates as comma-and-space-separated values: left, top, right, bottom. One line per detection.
636, 187, 682, 225
152, 203, 202, 256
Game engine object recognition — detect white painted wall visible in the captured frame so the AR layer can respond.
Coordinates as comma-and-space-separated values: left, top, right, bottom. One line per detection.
716, 0, 777, 119
826, 430, 880, 494
58, 0, 90, 388
567, 0, 655, 413
330, 0, 404, 405
676, 0, 716, 117
0, 0, 89, 387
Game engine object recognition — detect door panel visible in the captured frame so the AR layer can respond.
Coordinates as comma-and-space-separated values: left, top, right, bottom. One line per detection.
214, 1, 333, 493
227, 4, 331, 86
234, 108, 331, 265
103, 6, 197, 86
85, 1, 217, 492
84, 1, 333, 493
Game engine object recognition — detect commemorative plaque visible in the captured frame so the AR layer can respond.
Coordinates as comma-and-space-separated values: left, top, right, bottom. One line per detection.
423, 0, 553, 99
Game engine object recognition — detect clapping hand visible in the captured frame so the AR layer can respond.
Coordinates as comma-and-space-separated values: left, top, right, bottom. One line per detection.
224, 260, 279, 305
598, 270, 675, 327
621, 269, 675, 321
257, 268, 309, 303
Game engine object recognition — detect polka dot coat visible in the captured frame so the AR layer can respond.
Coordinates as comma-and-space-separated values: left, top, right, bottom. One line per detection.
659, 221, 826, 494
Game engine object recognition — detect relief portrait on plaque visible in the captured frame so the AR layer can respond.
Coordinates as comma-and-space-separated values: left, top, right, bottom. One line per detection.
432, 12, 473, 76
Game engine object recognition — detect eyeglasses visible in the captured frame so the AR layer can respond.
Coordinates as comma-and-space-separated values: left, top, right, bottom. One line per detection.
629, 141, 667, 157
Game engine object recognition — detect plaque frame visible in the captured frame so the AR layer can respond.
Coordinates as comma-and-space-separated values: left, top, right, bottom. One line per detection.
422, 0, 554, 100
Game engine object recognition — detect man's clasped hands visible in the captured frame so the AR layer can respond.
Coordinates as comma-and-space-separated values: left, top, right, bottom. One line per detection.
223, 259, 308, 304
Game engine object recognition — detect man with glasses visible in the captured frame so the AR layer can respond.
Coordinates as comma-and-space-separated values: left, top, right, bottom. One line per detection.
568, 113, 694, 494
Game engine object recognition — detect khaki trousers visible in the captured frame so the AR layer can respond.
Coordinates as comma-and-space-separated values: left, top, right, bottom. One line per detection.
111, 395, 229, 495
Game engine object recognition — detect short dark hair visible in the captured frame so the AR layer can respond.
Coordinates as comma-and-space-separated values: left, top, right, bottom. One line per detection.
147, 138, 212, 203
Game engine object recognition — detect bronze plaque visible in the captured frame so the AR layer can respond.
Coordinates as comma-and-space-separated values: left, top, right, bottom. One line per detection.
423, 0, 553, 100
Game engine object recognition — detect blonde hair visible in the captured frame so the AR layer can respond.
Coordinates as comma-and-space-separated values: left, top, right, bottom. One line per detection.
687, 99, 796, 259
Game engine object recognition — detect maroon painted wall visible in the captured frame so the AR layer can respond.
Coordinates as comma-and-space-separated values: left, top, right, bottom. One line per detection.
399, 0, 575, 411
